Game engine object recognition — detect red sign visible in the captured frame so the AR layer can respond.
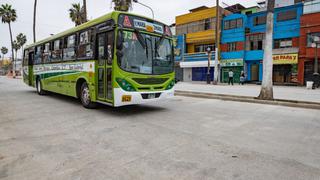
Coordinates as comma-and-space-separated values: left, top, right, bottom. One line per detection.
123, 16, 132, 27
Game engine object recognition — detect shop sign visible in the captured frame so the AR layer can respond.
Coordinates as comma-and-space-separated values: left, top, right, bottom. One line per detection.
220, 59, 244, 67
273, 54, 298, 65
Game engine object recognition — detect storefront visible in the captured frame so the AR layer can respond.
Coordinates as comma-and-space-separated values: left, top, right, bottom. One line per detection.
220, 59, 244, 83
272, 53, 298, 84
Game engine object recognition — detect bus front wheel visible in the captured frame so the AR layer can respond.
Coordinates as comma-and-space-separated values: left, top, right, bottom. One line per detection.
80, 82, 97, 109
36, 78, 46, 95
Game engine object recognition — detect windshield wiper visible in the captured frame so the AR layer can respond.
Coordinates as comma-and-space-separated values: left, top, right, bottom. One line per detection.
155, 35, 165, 58
134, 29, 146, 49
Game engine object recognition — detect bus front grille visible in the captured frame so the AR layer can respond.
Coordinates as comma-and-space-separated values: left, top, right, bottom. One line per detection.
132, 78, 169, 85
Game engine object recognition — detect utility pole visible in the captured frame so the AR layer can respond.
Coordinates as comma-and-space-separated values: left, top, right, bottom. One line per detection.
312, 36, 320, 88
213, 0, 220, 85
206, 47, 211, 84
33, 0, 37, 43
83, 0, 88, 22
133, 0, 154, 19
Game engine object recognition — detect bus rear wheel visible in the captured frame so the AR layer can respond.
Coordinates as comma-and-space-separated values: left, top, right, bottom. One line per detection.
80, 82, 97, 109
36, 78, 46, 95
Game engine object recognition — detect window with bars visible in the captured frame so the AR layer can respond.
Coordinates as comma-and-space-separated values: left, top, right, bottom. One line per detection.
274, 38, 293, 49
176, 18, 215, 35
307, 32, 320, 47
224, 18, 243, 30
227, 42, 237, 52
194, 44, 215, 53
246, 34, 265, 50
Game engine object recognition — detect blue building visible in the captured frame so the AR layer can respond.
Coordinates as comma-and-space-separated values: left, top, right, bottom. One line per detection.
221, 3, 303, 84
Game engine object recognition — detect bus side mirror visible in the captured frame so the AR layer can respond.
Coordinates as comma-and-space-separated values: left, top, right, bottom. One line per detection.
117, 31, 124, 50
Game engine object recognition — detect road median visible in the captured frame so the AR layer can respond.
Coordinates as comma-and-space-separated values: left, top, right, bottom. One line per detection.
175, 90, 320, 110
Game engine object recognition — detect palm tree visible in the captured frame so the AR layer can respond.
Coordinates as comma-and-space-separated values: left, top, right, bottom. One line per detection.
112, 0, 132, 12
16, 33, 27, 58
258, 0, 275, 100
1, 47, 8, 61
12, 40, 20, 78
69, 3, 86, 26
33, 0, 37, 43
0, 4, 17, 72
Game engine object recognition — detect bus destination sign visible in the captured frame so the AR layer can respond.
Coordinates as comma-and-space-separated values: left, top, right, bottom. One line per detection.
133, 19, 164, 34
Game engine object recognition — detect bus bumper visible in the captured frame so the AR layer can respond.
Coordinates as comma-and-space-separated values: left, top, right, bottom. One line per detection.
113, 88, 175, 107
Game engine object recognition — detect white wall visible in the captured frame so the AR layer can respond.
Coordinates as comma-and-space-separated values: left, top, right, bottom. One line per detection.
183, 68, 192, 82
304, 0, 320, 14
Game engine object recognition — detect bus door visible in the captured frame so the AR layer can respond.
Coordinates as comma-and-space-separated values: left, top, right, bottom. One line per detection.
96, 31, 114, 102
28, 51, 34, 86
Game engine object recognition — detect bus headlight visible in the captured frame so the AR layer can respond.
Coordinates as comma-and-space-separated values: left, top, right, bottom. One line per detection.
165, 80, 175, 90
116, 78, 136, 92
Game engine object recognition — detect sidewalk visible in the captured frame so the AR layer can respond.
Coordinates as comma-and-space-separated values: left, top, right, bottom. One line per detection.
175, 82, 320, 103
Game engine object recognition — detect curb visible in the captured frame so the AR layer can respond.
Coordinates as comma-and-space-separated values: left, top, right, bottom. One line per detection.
175, 90, 320, 110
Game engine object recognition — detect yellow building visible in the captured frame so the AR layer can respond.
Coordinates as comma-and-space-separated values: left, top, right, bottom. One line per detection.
176, 6, 229, 53
175, 6, 230, 81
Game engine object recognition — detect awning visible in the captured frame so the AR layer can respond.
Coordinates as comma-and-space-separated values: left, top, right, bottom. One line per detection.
180, 61, 216, 68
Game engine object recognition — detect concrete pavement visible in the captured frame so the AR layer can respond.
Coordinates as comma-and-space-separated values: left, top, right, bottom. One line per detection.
175, 82, 320, 103
0, 76, 320, 180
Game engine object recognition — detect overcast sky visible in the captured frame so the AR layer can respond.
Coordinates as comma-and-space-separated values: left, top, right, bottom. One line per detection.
0, 0, 258, 57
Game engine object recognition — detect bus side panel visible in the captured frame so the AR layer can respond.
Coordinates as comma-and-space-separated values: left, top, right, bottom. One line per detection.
33, 61, 96, 99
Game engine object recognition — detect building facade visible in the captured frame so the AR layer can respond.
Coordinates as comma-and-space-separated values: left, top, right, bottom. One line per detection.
298, 0, 320, 84
221, 3, 303, 84
175, 6, 230, 81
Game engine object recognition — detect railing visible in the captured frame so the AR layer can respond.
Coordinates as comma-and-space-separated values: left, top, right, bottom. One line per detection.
183, 52, 215, 62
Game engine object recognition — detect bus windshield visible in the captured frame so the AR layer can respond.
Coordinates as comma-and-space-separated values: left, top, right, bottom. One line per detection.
118, 30, 174, 75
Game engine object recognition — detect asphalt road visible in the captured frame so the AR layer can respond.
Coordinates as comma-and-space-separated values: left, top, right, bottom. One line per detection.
0, 77, 320, 180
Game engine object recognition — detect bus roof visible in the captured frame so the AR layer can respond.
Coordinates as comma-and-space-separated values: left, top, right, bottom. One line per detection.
25, 11, 166, 49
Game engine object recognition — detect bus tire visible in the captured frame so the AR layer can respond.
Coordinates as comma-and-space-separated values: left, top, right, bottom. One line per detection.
80, 82, 96, 109
36, 77, 46, 95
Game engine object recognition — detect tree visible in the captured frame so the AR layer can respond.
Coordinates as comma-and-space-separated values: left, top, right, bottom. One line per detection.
33, 0, 37, 43
1, 47, 8, 61
258, 0, 275, 100
112, 0, 132, 12
69, 3, 86, 26
16, 33, 27, 58
12, 40, 21, 78
0, 4, 17, 75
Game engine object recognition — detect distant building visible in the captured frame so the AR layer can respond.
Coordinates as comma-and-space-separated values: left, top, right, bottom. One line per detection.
221, 3, 303, 84
175, 6, 230, 82
298, 0, 320, 84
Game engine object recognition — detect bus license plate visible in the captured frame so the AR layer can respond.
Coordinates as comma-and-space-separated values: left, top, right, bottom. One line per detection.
122, 95, 132, 102
149, 93, 156, 99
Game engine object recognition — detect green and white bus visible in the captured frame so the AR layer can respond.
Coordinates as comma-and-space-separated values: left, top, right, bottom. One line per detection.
22, 11, 175, 108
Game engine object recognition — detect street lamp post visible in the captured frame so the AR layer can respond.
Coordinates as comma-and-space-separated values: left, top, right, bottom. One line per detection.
312, 36, 320, 88
132, 0, 154, 19
207, 47, 211, 84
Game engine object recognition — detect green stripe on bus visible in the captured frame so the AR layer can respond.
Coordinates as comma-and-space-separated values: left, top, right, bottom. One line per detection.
39, 71, 78, 79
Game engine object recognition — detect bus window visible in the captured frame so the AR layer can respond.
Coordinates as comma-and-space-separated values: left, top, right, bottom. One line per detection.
29, 51, 34, 65
34, 46, 42, 64
52, 39, 62, 62
23, 50, 29, 66
107, 32, 114, 65
78, 30, 93, 59
63, 34, 76, 61
43, 43, 51, 63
